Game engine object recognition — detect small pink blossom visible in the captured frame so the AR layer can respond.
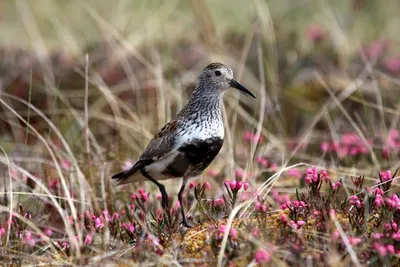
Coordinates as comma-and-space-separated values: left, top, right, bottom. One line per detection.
0, 227, 5, 238
331, 181, 342, 191
218, 225, 238, 239
230, 180, 237, 191
23, 231, 35, 247
243, 182, 249, 191
204, 182, 211, 190
255, 201, 261, 211
287, 168, 302, 179
61, 159, 72, 170
126, 223, 135, 234
84, 234, 92, 245
332, 230, 340, 241
189, 181, 197, 189
384, 55, 400, 73
94, 217, 104, 229
256, 156, 268, 167
44, 229, 53, 237
386, 244, 395, 254
320, 141, 330, 152
348, 237, 362, 246
214, 198, 224, 207
365, 40, 388, 59
244, 131, 264, 144
234, 168, 246, 178
207, 169, 218, 177
236, 181, 243, 190
254, 248, 271, 264
372, 233, 383, 240
374, 242, 387, 256
320, 170, 330, 183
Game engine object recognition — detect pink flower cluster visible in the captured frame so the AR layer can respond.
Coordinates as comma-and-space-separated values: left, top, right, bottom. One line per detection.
305, 25, 325, 42
305, 167, 330, 184
254, 201, 267, 213
321, 133, 370, 159
256, 156, 277, 170
368, 186, 400, 210
218, 225, 238, 239
280, 214, 306, 230
379, 170, 393, 182
244, 131, 264, 144
254, 248, 271, 264
225, 180, 249, 191
349, 195, 362, 208
189, 181, 210, 190
331, 181, 342, 191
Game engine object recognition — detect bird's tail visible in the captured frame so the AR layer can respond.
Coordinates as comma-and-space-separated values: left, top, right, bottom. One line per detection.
111, 169, 137, 185
111, 159, 152, 185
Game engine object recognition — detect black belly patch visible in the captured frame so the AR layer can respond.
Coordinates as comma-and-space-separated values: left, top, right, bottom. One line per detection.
162, 137, 224, 177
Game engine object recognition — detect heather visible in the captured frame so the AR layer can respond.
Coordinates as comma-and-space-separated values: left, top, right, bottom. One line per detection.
0, 1, 400, 266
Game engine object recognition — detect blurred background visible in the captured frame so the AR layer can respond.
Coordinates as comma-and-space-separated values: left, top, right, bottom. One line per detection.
0, 0, 399, 223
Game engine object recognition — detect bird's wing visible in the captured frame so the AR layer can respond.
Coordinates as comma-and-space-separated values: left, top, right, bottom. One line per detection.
139, 119, 181, 161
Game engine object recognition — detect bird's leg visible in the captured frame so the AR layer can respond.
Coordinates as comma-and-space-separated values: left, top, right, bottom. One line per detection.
178, 178, 192, 228
140, 169, 169, 209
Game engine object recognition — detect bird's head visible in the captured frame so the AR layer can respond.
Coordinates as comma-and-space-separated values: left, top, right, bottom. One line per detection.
199, 63, 256, 98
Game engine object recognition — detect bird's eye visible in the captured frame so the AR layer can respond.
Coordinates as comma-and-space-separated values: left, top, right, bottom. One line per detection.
215, 70, 221, 76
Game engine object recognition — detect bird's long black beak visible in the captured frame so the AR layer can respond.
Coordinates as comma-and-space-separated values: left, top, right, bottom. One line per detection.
230, 79, 256, 98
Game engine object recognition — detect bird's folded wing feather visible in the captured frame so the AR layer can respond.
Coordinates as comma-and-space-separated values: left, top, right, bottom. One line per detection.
138, 119, 181, 161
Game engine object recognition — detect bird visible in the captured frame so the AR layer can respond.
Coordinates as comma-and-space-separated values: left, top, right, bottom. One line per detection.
112, 62, 256, 227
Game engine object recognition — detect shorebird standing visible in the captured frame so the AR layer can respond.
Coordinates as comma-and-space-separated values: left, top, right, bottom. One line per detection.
112, 63, 256, 227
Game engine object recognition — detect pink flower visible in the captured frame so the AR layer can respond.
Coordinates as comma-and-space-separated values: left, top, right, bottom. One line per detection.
23, 231, 35, 247
261, 205, 267, 213
331, 181, 342, 191
84, 234, 92, 245
287, 168, 302, 179
218, 225, 238, 239
44, 229, 53, 237
320, 170, 330, 183
225, 180, 231, 187
126, 223, 135, 234
234, 168, 246, 178
254, 248, 271, 264
94, 217, 104, 229
320, 141, 330, 152
243, 182, 249, 191
244, 131, 264, 144
214, 198, 224, 207
207, 169, 218, 177
230, 180, 237, 191
255, 201, 261, 211
204, 182, 211, 190
372, 233, 383, 240
306, 167, 318, 184
189, 181, 197, 189
348, 237, 362, 246
256, 156, 268, 168
0, 227, 5, 238
365, 40, 388, 59
384, 55, 400, 73
332, 230, 340, 241
236, 181, 243, 190
379, 170, 392, 182
386, 244, 395, 254
61, 159, 71, 170
391, 221, 398, 231
230, 228, 238, 239
374, 242, 387, 256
